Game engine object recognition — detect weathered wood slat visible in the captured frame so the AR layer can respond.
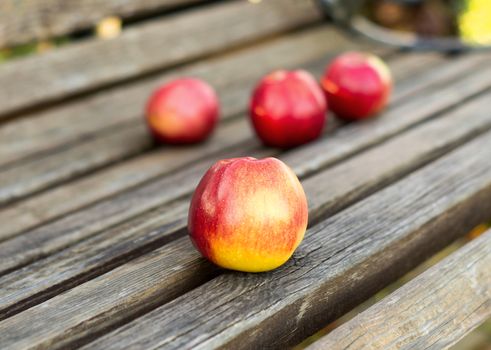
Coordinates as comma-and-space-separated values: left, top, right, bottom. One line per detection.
378, 52, 443, 83
1, 54, 489, 275
0, 0, 207, 48
307, 230, 491, 350
384, 53, 468, 100
1, 91, 491, 347
81, 130, 491, 350
0, 26, 355, 169
0, 123, 152, 205
0, 0, 321, 119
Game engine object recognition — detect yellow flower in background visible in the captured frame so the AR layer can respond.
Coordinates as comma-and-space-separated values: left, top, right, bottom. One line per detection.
458, 0, 491, 45
96, 16, 122, 40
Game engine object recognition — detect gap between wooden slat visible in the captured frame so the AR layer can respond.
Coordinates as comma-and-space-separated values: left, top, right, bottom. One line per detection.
0, 0, 215, 48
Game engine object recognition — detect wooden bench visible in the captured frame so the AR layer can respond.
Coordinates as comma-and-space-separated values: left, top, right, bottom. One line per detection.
0, 0, 490, 348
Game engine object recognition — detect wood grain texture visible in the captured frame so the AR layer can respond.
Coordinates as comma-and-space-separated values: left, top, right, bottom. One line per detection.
1, 53, 488, 275
0, 26, 353, 169
0, 197, 191, 320
2, 91, 491, 346
379, 52, 444, 83
306, 230, 491, 350
0, 123, 152, 205
0, 0, 207, 47
0, 0, 320, 118
81, 130, 491, 350
390, 53, 491, 105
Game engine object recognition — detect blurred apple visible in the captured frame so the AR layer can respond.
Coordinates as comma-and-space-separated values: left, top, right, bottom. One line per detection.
249, 70, 327, 148
321, 52, 392, 121
146, 78, 219, 144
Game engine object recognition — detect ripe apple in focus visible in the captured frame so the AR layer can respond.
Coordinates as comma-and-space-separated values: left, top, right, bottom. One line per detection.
321, 52, 392, 120
145, 78, 219, 144
188, 157, 308, 272
249, 70, 327, 148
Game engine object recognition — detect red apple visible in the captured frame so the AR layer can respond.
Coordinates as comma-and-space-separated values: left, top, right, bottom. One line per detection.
321, 52, 392, 121
188, 157, 308, 272
145, 78, 219, 144
249, 70, 327, 148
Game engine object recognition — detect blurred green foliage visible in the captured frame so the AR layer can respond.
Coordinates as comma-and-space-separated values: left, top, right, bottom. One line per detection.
0, 36, 70, 63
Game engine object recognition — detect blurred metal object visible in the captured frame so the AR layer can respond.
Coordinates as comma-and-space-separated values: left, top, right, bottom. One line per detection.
317, 0, 491, 52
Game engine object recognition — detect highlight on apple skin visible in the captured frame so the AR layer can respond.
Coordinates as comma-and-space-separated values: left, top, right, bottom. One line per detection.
321, 52, 392, 121
145, 78, 219, 144
249, 70, 327, 149
188, 157, 308, 273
